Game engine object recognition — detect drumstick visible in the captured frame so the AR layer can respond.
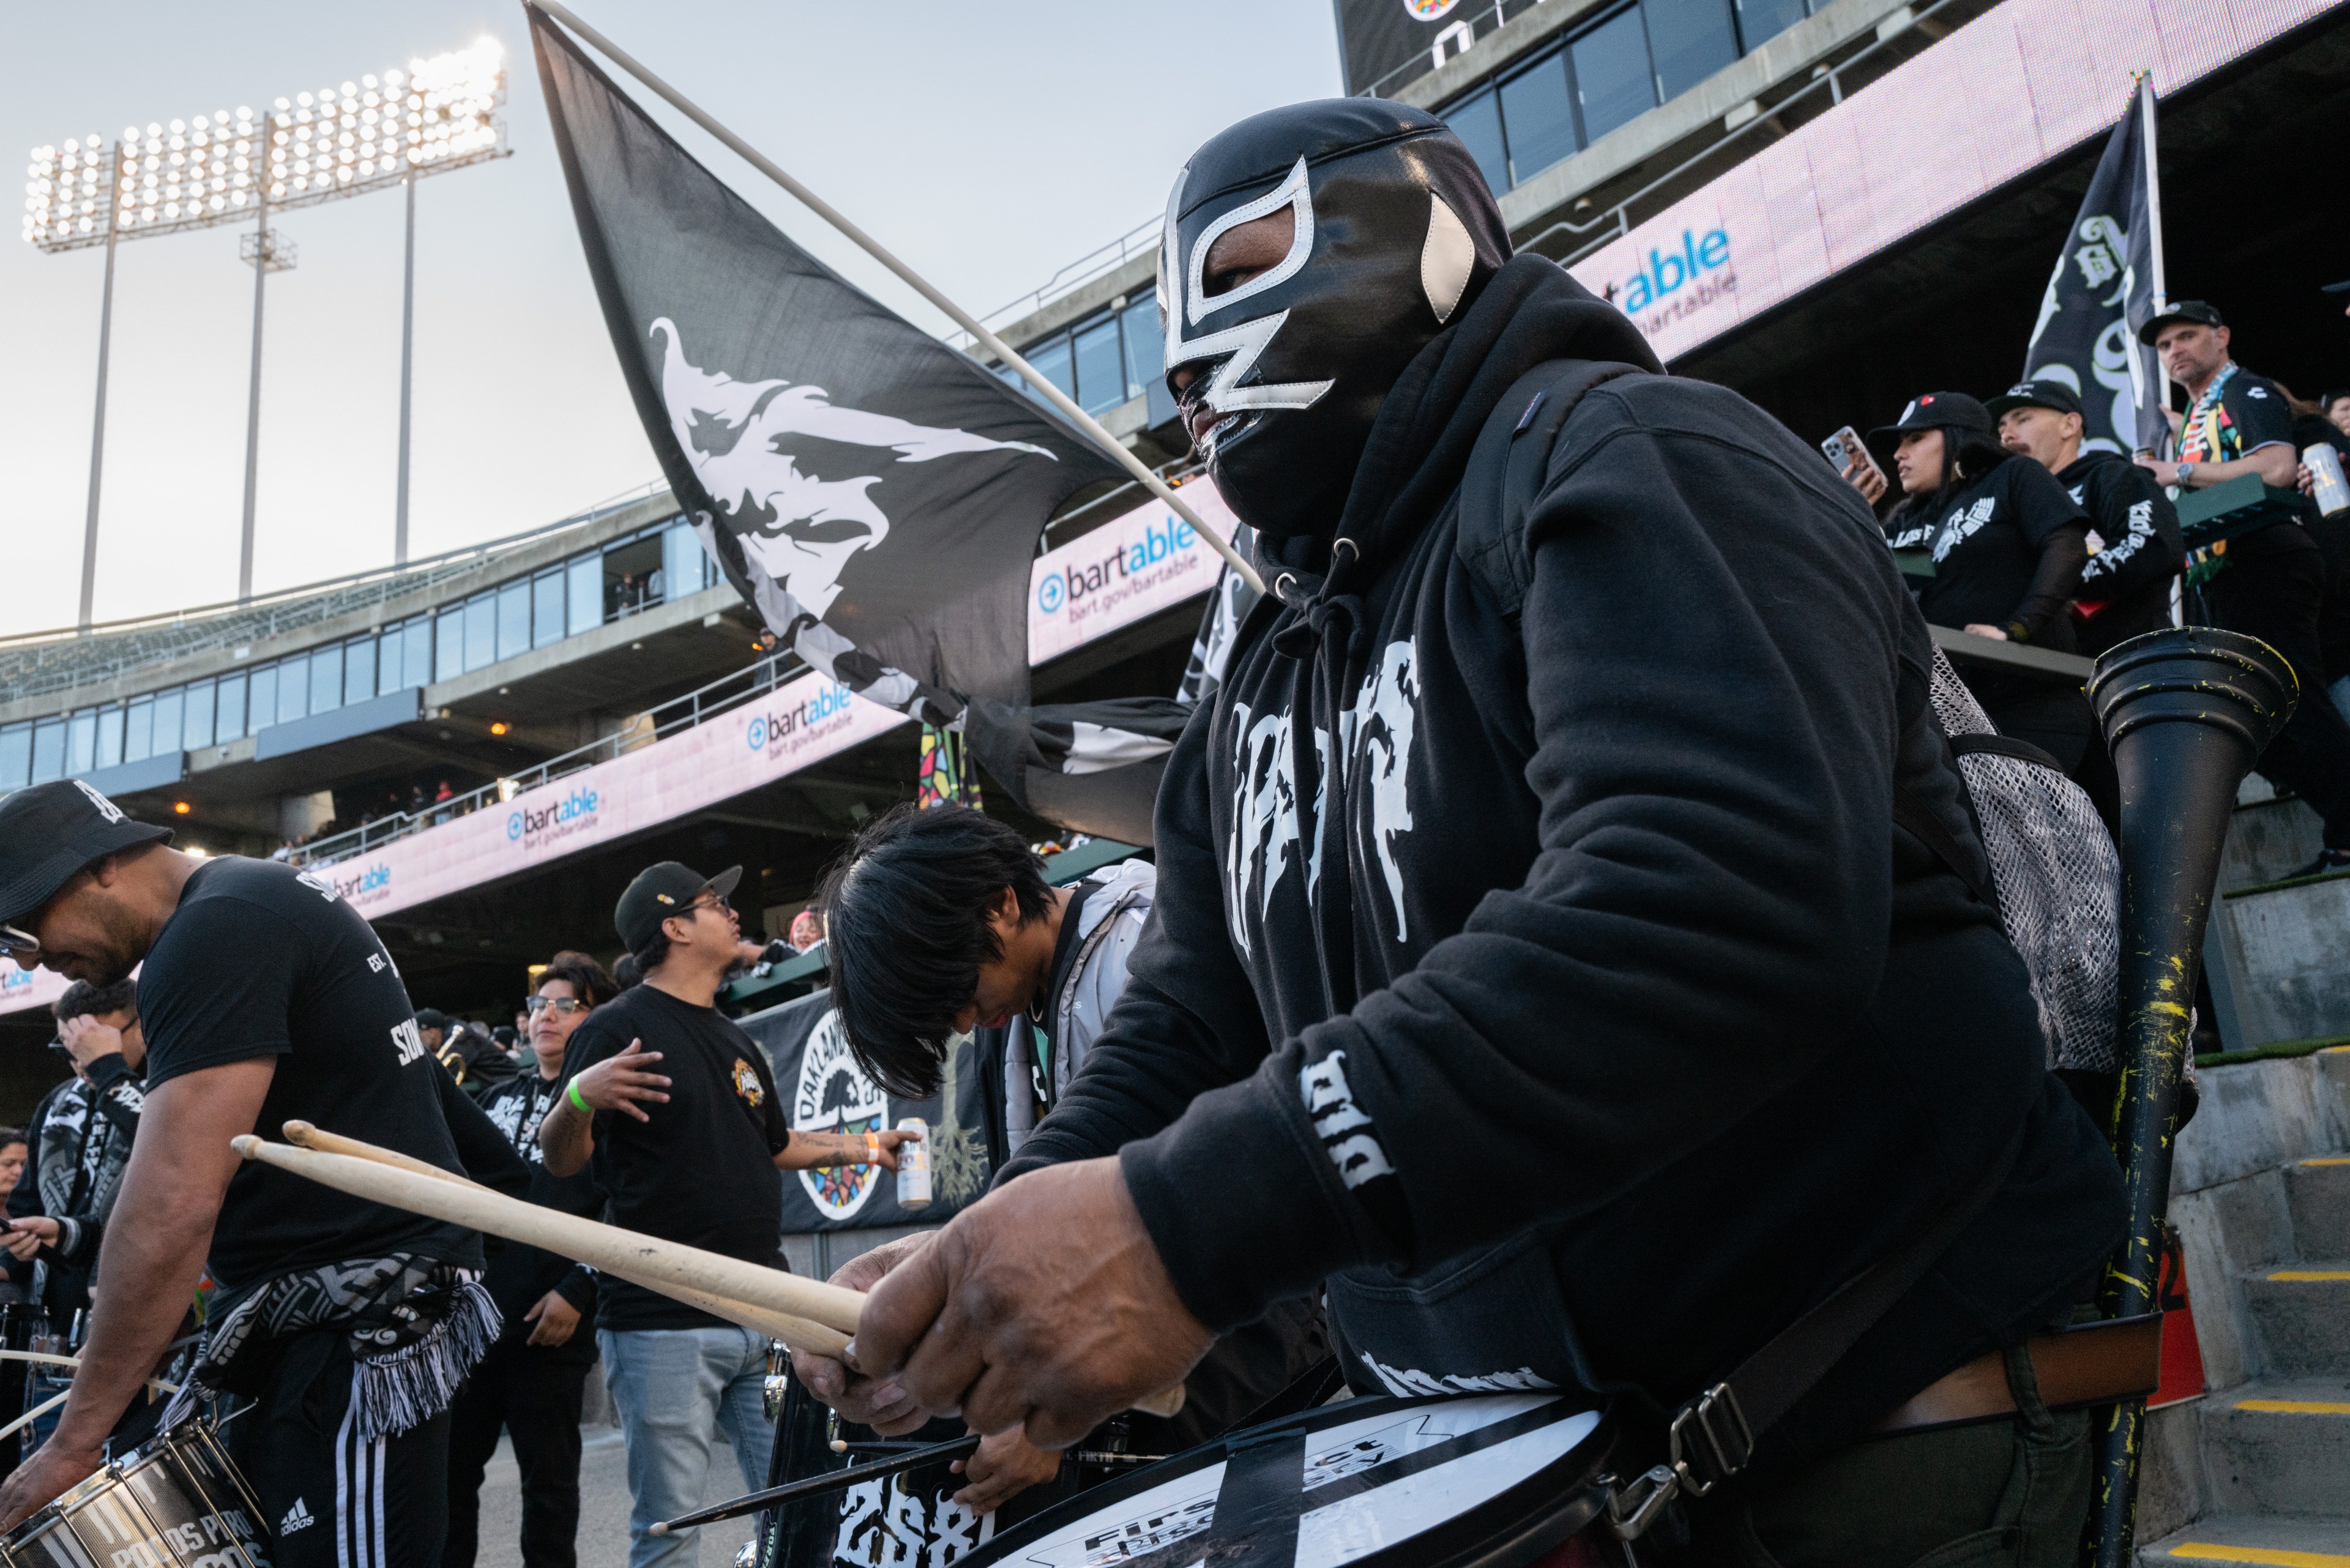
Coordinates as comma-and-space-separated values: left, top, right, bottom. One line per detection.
283, 1123, 848, 1355
283, 1119, 488, 1189
235, 1135, 1185, 1419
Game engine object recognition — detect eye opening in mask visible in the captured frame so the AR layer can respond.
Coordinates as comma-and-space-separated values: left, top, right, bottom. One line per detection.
1201, 206, 1298, 299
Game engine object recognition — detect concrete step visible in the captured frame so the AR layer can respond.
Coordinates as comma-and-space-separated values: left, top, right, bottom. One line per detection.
2141, 1514, 2350, 1564
2289, 1158, 2350, 1259
2212, 879, 2350, 1047
2242, 1264, 2350, 1381
2221, 792, 2326, 891
2201, 1381, 2350, 1517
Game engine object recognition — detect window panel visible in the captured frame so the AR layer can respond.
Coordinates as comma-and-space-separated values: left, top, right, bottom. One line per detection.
1646, 0, 1739, 100
1029, 335, 1075, 403
151, 689, 184, 755
278, 657, 309, 725
498, 580, 531, 662
67, 712, 95, 776
121, 701, 151, 765
31, 719, 65, 783
404, 617, 434, 690
217, 674, 246, 741
568, 554, 602, 635
438, 608, 466, 682
1499, 53, 1580, 185
1121, 299, 1163, 399
1734, 0, 1809, 47
309, 645, 343, 715
183, 681, 215, 751
1073, 318, 1127, 416
95, 706, 122, 769
0, 723, 29, 792
534, 569, 566, 648
1571, 7, 1657, 146
464, 594, 495, 673
345, 638, 375, 706
379, 628, 405, 695
662, 523, 704, 607
1441, 89, 1509, 198
247, 668, 275, 735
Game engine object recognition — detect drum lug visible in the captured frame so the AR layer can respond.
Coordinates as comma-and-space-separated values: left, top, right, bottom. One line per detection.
763, 1373, 791, 1425
1602, 1464, 1680, 1542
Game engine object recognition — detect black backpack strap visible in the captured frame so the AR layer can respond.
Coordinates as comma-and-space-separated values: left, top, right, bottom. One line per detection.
1456, 359, 1648, 619
1947, 732, 2066, 771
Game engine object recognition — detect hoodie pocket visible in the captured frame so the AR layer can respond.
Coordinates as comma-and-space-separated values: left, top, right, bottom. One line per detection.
1326, 1226, 1587, 1398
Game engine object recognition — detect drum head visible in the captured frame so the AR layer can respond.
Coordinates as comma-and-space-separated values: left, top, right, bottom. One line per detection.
960, 1393, 1611, 1568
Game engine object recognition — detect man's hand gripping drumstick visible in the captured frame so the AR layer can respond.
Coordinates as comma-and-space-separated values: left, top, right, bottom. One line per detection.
804, 1158, 1212, 1460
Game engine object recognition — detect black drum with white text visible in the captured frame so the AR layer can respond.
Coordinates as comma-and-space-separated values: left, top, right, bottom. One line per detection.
4, 1421, 270, 1568
957, 1394, 1613, 1568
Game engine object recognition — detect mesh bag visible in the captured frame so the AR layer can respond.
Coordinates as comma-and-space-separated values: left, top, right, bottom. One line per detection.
1927, 649, 2121, 1073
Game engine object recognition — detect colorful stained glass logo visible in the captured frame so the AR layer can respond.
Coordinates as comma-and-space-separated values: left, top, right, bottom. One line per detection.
1403, 0, 1463, 17
791, 1009, 889, 1221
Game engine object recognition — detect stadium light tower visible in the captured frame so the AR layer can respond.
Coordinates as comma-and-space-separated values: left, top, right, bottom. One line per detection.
23, 39, 509, 624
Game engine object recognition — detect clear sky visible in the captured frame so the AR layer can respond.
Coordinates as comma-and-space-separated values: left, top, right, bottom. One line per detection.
0, 2, 1341, 639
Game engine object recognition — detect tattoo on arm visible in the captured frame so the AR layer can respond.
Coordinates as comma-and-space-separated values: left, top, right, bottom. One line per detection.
539, 1097, 592, 1174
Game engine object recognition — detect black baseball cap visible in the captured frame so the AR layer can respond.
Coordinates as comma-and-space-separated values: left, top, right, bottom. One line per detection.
1868, 392, 1991, 451
2138, 299, 2223, 344
1985, 379, 2083, 420
616, 861, 742, 954
0, 780, 174, 947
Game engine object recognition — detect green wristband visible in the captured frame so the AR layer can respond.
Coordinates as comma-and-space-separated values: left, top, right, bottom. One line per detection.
566, 1077, 592, 1114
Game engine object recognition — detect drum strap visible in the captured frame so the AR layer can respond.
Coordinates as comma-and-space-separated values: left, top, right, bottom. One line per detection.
1607, 1119, 2030, 1542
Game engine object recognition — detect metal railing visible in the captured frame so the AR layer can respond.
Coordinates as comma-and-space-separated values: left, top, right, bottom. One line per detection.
1351, 1, 1540, 101
947, 212, 1165, 356
1515, 0, 1972, 270
289, 647, 808, 871
0, 477, 673, 706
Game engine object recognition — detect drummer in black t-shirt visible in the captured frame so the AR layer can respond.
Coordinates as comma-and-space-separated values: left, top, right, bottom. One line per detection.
535, 861, 917, 1568
1870, 390, 2095, 766
2141, 300, 2350, 878
0, 780, 490, 1565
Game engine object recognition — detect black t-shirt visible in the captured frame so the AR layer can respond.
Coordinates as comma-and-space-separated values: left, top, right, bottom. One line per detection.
476, 1070, 602, 1359
2188, 367, 2311, 560
2059, 451, 2185, 655
137, 857, 479, 1290
1887, 457, 2087, 646
559, 984, 790, 1331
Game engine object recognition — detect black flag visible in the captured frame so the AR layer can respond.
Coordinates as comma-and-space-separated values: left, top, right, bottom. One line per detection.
2020, 77, 2167, 457
531, 9, 1122, 721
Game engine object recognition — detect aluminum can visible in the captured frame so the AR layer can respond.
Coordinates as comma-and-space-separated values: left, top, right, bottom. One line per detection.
894, 1116, 931, 1209
2306, 444, 2350, 517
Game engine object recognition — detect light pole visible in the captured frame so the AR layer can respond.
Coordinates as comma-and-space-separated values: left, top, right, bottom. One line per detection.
21, 39, 510, 614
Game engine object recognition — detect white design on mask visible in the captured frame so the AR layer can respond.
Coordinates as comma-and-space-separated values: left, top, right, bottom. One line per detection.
1162, 159, 1333, 425
652, 320, 1051, 619
1420, 194, 1475, 325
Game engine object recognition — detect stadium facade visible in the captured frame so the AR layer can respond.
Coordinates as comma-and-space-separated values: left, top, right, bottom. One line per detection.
7, 0, 2347, 1047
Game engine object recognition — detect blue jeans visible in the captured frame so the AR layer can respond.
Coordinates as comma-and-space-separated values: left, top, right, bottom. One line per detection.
598, 1326, 775, 1568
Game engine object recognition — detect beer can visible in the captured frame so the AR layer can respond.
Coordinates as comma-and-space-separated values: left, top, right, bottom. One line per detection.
894, 1116, 931, 1209
2307, 444, 2350, 517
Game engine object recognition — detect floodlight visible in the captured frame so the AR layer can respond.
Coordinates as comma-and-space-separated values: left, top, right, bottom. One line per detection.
27, 38, 513, 625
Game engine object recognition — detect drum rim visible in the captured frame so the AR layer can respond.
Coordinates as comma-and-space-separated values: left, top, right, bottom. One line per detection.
952, 1392, 1616, 1568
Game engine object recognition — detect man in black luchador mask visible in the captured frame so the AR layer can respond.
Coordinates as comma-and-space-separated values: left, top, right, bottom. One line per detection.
807, 101, 2128, 1563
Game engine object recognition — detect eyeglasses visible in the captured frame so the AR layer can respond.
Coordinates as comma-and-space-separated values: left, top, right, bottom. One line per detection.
680, 895, 732, 918
526, 995, 589, 1015
0, 924, 38, 959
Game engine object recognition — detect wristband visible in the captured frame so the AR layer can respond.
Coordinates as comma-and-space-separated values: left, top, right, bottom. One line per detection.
865, 1131, 881, 1163
567, 1077, 592, 1114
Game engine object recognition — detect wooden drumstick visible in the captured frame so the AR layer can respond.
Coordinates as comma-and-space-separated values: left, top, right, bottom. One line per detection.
234, 1135, 1184, 1420
283, 1120, 488, 1189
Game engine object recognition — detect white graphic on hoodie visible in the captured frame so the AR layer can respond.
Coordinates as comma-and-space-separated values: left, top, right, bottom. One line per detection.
1226, 639, 1423, 954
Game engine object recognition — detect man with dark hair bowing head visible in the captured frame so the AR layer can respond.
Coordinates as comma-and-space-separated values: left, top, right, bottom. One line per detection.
816, 101, 2128, 1565
537, 860, 917, 1568
0, 780, 498, 1565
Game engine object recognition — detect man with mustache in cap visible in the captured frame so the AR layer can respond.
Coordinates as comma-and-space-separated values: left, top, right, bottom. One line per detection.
800, 102, 2131, 1564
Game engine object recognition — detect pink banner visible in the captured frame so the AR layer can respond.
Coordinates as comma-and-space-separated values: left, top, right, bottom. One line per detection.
1567, 0, 2339, 362
1028, 478, 1237, 664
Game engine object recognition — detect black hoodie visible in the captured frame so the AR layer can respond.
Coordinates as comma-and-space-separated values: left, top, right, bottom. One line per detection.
1006, 258, 2123, 1462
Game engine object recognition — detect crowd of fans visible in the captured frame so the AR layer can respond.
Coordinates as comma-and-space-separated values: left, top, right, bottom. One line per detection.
1841, 295, 2350, 881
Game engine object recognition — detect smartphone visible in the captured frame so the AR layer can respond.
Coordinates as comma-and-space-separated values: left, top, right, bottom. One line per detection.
1821, 426, 1888, 494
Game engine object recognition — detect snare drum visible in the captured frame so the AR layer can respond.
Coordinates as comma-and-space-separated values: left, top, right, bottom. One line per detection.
958, 1392, 1614, 1568
4, 1421, 269, 1568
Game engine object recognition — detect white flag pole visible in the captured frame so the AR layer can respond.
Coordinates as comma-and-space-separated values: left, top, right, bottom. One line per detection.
529, 1, 1265, 596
